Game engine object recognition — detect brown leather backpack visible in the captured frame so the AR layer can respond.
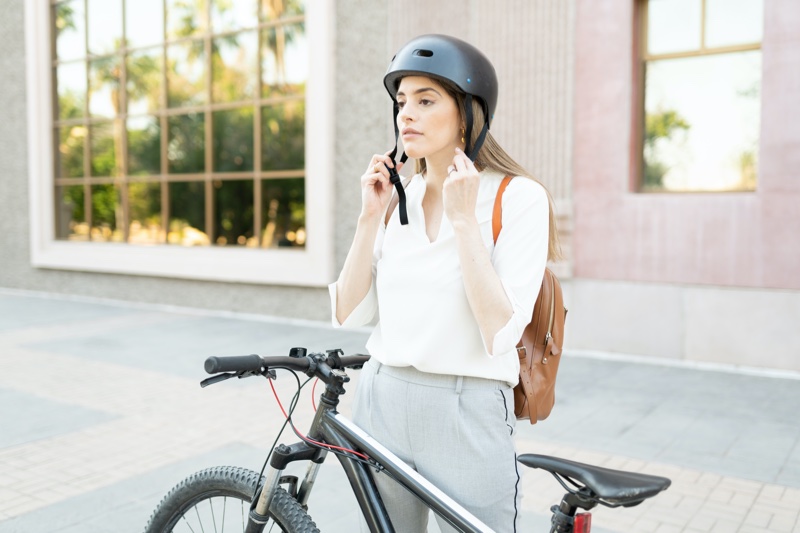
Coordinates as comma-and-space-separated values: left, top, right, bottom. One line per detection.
493, 176, 567, 424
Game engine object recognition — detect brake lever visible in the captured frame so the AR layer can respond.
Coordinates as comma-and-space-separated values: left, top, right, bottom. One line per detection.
200, 368, 276, 388
200, 373, 236, 388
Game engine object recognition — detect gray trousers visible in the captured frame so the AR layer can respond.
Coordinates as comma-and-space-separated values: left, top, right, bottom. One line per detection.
352, 358, 521, 533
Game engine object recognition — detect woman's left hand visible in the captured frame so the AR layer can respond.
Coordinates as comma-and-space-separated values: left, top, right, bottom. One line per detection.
443, 147, 480, 226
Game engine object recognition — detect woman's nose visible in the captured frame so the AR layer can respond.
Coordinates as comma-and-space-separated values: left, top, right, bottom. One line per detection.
398, 105, 414, 122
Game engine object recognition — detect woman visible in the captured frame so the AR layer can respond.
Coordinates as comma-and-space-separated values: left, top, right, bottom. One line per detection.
330, 34, 560, 532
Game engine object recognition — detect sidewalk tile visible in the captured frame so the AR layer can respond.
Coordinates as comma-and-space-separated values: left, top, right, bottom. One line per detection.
2, 293, 800, 532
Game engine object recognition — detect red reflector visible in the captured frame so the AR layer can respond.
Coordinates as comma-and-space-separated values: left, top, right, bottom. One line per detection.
573, 512, 592, 533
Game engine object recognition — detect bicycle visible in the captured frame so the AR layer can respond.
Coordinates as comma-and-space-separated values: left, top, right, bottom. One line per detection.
144, 348, 671, 533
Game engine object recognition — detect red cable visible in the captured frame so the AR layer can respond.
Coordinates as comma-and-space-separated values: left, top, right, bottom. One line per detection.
311, 378, 319, 411
268, 378, 369, 461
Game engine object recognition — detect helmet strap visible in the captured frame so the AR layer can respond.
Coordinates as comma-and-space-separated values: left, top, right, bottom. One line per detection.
463, 94, 489, 160
388, 102, 409, 225
464, 95, 474, 157
385, 93, 489, 226
472, 122, 489, 160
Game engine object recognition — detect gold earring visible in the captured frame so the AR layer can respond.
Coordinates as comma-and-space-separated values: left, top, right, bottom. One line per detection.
461, 128, 465, 144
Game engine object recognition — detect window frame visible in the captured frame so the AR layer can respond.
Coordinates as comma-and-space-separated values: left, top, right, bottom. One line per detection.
25, 0, 335, 286
632, 0, 763, 193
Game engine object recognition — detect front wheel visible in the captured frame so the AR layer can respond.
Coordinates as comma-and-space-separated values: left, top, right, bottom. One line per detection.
144, 466, 320, 533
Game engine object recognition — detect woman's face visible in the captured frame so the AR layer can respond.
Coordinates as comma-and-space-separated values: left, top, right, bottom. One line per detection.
396, 76, 462, 163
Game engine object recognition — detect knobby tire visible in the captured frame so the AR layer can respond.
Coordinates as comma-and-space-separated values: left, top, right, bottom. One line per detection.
144, 465, 320, 533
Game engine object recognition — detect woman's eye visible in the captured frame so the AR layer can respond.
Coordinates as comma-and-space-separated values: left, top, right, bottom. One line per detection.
397, 101, 406, 109
420, 99, 432, 106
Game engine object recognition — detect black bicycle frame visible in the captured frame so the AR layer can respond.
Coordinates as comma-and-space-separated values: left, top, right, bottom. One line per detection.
254, 379, 494, 533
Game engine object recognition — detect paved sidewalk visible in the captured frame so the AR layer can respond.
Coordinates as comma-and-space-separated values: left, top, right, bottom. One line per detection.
0, 290, 798, 532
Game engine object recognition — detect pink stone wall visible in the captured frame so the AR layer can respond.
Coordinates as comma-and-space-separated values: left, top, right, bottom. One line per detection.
573, 0, 800, 289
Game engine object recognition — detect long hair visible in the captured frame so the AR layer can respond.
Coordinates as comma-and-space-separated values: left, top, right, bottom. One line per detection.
413, 81, 562, 261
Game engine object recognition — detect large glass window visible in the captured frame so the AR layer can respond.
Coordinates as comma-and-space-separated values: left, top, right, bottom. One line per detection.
52, 0, 307, 247
638, 0, 762, 192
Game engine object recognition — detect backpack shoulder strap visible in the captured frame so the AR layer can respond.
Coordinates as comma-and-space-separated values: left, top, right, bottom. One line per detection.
492, 176, 513, 244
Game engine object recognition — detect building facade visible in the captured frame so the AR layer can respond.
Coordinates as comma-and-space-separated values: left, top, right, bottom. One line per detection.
2, 0, 798, 371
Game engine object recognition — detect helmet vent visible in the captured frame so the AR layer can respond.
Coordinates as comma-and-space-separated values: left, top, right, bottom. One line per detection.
413, 49, 434, 57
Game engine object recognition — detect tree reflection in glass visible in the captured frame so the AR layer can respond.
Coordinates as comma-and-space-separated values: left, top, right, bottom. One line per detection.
89, 57, 122, 119
127, 49, 162, 115
212, 0, 257, 32
213, 180, 254, 246
213, 108, 254, 172
260, 0, 304, 22
167, 0, 208, 40
262, 101, 304, 171
643, 51, 760, 191
91, 121, 118, 177
168, 113, 205, 173
56, 125, 86, 179
129, 182, 163, 244
168, 40, 207, 108
91, 184, 123, 241
55, 0, 86, 61
56, 185, 87, 241
261, 23, 306, 98
212, 31, 258, 103
128, 116, 161, 175
51, 0, 308, 250
168, 181, 208, 245
261, 178, 304, 248
56, 62, 87, 121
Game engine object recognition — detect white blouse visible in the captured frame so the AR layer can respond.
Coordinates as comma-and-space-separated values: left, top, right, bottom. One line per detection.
329, 169, 549, 387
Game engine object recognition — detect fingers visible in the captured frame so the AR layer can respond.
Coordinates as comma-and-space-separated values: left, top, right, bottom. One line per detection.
362, 152, 395, 193
452, 147, 476, 174
447, 147, 477, 179
363, 168, 389, 188
367, 151, 396, 176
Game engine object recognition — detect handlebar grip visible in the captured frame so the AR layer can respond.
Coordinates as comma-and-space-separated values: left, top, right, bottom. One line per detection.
205, 354, 264, 374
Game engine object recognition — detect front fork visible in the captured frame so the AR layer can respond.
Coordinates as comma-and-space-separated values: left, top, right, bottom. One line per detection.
246, 383, 339, 532
297, 460, 323, 505
245, 441, 328, 532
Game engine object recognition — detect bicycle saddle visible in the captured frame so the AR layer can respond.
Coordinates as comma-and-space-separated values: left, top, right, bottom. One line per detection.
517, 454, 671, 506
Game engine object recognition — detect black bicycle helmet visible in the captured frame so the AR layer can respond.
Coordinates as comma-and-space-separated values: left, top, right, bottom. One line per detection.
382, 34, 499, 226
384, 34, 498, 130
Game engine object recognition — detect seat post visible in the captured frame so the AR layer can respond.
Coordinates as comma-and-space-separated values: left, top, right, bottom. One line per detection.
549, 492, 597, 533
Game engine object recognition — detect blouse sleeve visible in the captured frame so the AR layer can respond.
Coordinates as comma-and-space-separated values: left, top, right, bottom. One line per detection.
328, 221, 385, 328
488, 178, 550, 355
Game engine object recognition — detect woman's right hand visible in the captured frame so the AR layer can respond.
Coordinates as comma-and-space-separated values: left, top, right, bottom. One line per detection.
360, 151, 403, 219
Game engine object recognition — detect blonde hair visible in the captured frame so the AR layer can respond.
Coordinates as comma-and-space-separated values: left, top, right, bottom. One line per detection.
413, 81, 562, 261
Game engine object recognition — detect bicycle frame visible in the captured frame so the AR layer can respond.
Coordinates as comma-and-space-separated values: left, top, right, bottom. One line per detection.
251, 376, 494, 533
194, 351, 670, 533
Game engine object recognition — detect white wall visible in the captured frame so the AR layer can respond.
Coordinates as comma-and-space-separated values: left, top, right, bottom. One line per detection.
564, 279, 800, 372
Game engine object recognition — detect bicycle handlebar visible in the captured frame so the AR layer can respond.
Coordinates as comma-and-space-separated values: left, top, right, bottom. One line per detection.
204, 353, 371, 375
